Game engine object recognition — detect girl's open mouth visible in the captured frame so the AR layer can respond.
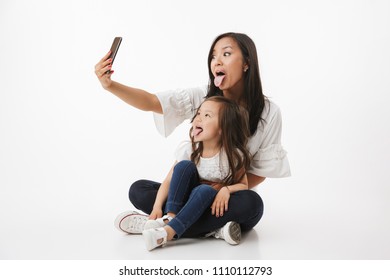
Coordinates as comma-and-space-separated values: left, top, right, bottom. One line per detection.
192, 126, 203, 137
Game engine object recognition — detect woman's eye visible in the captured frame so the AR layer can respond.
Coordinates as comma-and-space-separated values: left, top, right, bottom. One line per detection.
205, 114, 211, 117
224, 52, 231, 56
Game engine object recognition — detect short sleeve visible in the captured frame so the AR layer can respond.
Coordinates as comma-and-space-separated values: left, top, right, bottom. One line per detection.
174, 141, 192, 162
153, 86, 207, 137
247, 102, 291, 178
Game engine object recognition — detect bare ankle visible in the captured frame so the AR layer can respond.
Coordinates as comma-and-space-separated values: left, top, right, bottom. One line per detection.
164, 225, 176, 241
167, 212, 176, 219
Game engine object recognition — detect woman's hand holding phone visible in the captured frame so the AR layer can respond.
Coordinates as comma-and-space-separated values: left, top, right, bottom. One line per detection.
95, 37, 122, 89
95, 51, 114, 89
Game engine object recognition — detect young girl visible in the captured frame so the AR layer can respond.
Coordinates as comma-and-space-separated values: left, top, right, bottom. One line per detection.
141, 96, 251, 251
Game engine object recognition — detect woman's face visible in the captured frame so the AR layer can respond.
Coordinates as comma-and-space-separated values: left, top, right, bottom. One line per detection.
191, 100, 222, 145
210, 37, 248, 97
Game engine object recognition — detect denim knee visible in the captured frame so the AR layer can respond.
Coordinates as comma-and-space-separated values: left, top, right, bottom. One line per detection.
188, 184, 217, 211
239, 191, 264, 231
128, 179, 145, 205
128, 179, 160, 213
173, 160, 197, 175
165, 160, 200, 214
192, 184, 217, 201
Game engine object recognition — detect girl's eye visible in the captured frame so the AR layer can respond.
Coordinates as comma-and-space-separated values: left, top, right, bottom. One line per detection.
224, 52, 231, 56
211, 55, 216, 60
205, 113, 211, 117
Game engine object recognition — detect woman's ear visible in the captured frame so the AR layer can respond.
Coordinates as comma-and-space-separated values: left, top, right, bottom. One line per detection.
244, 59, 250, 72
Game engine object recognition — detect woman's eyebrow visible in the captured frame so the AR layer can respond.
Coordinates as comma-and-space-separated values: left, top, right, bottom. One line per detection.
212, 45, 233, 52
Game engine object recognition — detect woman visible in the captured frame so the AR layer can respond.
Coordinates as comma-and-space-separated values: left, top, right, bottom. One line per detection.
95, 32, 290, 244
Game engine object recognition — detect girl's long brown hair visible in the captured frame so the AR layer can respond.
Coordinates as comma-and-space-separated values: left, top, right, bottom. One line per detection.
189, 96, 251, 186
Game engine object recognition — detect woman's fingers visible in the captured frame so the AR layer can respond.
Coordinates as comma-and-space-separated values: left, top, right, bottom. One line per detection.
99, 50, 111, 64
95, 52, 113, 77
96, 64, 112, 78
94, 52, 108, 71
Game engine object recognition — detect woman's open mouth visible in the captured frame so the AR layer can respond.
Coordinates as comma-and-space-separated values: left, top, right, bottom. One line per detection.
214, 71, 226, 87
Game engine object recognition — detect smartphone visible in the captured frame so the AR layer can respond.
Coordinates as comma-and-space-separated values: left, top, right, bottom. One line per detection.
106, 37, 122, 74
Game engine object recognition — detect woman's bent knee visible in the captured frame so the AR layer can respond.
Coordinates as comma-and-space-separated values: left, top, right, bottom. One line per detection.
243, 191, 263, 231
128, 179, 147, 203
229, 190, 263, 231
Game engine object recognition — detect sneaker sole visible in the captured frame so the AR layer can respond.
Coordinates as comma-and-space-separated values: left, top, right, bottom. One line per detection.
114, 211, 148, 234
142, 230, 157, 251
225, 222, 241, 245
142, 228, 167, 251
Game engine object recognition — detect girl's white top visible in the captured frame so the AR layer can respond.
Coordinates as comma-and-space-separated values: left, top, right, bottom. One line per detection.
175, 141, 229, 182
153, 86, 291, 178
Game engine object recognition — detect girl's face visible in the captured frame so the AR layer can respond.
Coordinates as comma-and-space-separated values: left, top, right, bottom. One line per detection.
192, 100, 222, 145
210, 37, 248, 97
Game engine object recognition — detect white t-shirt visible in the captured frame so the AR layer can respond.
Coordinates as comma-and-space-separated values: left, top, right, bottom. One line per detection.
153, 86, 291, 178
174, 141, 229, 183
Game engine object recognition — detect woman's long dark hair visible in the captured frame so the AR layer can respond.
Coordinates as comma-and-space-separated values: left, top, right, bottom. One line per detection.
189, 96, 251, 186
206, 32, 267, 136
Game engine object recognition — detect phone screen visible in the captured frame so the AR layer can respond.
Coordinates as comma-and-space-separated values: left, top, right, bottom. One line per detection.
106, 37, 122, 73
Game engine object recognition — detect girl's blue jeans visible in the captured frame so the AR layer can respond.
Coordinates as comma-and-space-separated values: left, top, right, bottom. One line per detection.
164, 160, 217, 238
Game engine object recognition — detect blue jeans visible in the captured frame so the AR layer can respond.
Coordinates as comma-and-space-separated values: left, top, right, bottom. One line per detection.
165, 160, 217, 238
129, 163, 264, 238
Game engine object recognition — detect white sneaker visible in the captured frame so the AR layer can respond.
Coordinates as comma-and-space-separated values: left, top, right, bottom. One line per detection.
211, 221, 241, 245
142, 227, 168, 251
114, 210, 148, 234
144, 215, 173, 230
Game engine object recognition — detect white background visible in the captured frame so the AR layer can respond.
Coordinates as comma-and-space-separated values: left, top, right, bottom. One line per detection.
1, 0, 390, 262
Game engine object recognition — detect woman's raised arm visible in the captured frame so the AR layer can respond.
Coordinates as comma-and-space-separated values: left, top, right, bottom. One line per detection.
95, 51, 162, 114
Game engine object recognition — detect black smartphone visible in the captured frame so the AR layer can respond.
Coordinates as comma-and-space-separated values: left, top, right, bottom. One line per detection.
106, 37, 122, 74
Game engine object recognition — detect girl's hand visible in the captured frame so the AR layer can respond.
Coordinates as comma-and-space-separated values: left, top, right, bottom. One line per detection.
94, 51, 114, 89
211, 187, 230, 218
149, 208, 163, 220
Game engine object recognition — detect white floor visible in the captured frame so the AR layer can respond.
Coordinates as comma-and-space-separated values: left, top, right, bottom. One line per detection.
1, 176, 389, 260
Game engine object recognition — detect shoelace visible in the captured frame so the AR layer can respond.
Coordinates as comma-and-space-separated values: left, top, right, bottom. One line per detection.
127, 216, 147, 232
